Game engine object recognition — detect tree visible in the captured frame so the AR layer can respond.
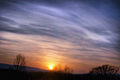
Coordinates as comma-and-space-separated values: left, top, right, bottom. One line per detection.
55, 65, 73, 74
63, 66, 73, 74
89, 64, 119, 75
13, 54, 26, 71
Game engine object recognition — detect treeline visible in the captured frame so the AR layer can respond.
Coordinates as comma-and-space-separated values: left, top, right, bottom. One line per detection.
0, 54, 120, 80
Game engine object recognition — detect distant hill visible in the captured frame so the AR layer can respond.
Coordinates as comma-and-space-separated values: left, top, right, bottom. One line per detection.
0, 63, 47, 72
0, 63, 120, 80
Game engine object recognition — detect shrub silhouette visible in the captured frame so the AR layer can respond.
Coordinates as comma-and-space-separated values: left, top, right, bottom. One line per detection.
55, 65, 73, 74
89, 64, 119, 75
63, 66, 73, 74
13, 54, 26, 71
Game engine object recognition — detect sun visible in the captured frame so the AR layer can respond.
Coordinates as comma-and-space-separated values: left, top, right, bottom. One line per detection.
48, 64, 54, 70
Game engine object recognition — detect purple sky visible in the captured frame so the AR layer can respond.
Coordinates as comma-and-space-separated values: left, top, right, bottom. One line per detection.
0, 0, 120, 73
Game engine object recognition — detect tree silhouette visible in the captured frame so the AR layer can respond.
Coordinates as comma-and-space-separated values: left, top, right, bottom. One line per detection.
54, 65, 73, 74
13, 54, 26, 71
63, 66, 73, 74
89, 64, 119, 75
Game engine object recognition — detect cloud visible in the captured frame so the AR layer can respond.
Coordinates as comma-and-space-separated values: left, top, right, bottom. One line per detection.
0, 0, 120, 72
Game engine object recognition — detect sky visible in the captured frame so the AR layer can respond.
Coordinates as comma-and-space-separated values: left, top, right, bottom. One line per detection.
0, 0, 120, 73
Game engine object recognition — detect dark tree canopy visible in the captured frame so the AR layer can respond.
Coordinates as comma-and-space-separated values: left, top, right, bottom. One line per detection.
89, 64, 119, 75
13, 54, 26, 71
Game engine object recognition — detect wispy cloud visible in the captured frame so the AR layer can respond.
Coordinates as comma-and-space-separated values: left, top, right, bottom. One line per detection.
0, 0, 120, 73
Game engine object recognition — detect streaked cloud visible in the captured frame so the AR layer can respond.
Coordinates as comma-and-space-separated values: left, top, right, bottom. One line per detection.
0, 0, 120, 73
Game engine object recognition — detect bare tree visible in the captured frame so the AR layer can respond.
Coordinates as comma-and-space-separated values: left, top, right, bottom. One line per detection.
55, 65, 73, 74
13, 54, 26, 71
89, 64, 119, 75
63, 66, 73, 74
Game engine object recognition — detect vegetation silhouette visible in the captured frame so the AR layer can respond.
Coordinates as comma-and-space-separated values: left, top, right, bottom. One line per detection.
0, 54, 120, 80
54, 65, 73, 74
13, 54, 26, 71
89, 64, 119, 75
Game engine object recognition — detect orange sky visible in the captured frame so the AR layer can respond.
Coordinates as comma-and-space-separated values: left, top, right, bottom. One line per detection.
0, 0, 120, 74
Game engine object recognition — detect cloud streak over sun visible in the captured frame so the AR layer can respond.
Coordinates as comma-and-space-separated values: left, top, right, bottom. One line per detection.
0, 0, 120, 73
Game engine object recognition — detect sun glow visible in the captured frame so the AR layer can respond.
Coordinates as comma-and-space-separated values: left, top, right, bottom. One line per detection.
48, 64, 54, 70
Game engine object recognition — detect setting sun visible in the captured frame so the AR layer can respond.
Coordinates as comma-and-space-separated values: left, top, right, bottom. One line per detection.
48, 64, 54, 70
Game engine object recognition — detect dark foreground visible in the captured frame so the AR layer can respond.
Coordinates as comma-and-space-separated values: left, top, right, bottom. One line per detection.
0, 69, 120, 80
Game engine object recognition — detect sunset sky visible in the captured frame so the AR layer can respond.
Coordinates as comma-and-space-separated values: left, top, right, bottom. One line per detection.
0, 0, 120, 73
